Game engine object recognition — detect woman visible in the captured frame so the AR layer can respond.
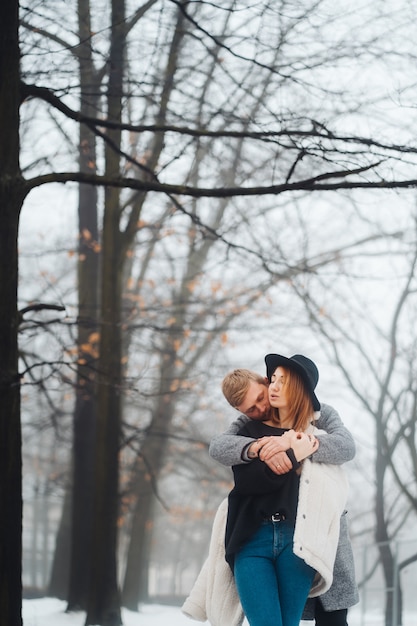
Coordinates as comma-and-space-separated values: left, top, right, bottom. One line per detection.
225, 353, 347, 626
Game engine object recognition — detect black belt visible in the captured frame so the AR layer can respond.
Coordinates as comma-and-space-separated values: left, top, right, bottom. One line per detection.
263, 511, 287, 522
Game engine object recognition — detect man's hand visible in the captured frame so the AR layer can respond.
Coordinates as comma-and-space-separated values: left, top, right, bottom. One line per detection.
247, 432, 294, 474
258, 430, 295, 460
247, 432, 291, 459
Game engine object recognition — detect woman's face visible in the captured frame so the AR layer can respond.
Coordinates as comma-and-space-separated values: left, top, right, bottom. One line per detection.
268, 366, 288, 410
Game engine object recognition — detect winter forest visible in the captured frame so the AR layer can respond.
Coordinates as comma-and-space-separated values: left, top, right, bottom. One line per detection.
2, 0, 417, 625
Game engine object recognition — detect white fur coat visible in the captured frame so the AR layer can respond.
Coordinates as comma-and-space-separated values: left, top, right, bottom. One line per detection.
181, 497, 244, 626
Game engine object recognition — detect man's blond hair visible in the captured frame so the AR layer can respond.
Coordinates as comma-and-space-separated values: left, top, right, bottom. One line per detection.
222, 368, 266, 408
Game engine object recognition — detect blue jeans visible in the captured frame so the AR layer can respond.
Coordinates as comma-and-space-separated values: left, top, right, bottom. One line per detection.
234, 520, 315, 626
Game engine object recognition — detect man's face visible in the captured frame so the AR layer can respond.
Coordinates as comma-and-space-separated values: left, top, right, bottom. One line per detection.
236, 380, 270, 420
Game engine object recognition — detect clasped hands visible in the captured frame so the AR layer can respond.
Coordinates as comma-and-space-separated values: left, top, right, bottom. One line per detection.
248, 430, 319, 475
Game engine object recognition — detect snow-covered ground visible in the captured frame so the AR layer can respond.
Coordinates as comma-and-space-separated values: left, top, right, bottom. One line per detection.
23, 599, 192, 626
22, 598, 416, 625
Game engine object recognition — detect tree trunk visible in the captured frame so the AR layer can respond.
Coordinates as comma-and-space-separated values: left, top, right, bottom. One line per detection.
85, 198, 123, 625
48, 485, 72, 599
375, 414, 402, 626
121, 348, 177, 608
66, 0, 100, 609
85, 0, 125, 621
0, 0, 26, 624
121, 486, 153, 608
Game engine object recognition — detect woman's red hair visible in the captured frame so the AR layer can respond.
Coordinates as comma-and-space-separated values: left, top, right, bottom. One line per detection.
271, 366, 314, 431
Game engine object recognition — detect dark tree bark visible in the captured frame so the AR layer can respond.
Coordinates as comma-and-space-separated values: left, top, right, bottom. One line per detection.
48, 487, 72, 599
85, 200, 123, 626
121, 374, 176, 608
66, 0, 100, 610
85, 193, 123, 626
46, 0, 101, 605
85, 0, 125, 623
121, 475, 153, 608
0, 0, 25, 624
375, 412, 403, 626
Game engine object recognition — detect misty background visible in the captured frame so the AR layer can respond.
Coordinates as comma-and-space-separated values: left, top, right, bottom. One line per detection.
5, 1, 417, 625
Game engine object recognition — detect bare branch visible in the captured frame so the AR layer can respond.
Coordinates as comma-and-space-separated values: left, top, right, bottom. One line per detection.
24, 168, 417, 198
21, 83, 417, 156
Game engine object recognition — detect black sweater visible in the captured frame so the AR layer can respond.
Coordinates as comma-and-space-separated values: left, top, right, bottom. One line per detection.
225, 421, 300, 568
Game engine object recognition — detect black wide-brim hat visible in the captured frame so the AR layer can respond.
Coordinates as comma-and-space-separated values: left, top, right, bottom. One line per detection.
264, 353, 321, 411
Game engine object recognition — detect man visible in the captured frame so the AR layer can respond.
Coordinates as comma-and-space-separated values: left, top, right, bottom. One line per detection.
209, 368, 359, 626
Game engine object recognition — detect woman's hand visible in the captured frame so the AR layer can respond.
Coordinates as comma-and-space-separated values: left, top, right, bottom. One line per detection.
247, 431, 318, 474
290, 431, 319, 461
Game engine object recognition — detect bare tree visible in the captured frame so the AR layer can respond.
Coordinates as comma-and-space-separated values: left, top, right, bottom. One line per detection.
1, 0, 24, 623
65, 0, 101, 608
290, 218, 417, 626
